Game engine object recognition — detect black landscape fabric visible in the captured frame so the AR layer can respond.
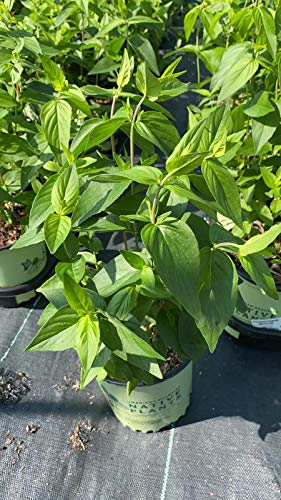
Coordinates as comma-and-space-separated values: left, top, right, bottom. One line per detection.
0, 297, 280, 500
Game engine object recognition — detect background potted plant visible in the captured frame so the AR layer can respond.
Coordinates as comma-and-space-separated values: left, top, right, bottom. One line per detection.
15, 54, 280, 431
170, 0, 281, 342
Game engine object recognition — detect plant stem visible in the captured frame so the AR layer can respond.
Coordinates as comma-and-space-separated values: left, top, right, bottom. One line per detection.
110, 92, 119, 156
129, 96, 145, 250
130, 96, 145, 169
196, 29, 200, 85
150, 184, 163, 224
123, 231, 128, 250
213, 242, 240, 250
150, 172, 174, 224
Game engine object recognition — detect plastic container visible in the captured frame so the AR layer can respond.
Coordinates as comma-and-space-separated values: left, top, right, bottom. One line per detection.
0, 242, 55, 307
226, 270, 281, 341
99, 360, 193, 432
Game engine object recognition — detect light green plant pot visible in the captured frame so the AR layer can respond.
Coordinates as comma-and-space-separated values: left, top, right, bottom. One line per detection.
99, 360, 193, 432
0, 242, 47, 288
226, 273, 281, 339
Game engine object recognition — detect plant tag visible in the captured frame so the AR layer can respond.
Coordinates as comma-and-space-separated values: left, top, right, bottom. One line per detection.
251, 318, 281, 331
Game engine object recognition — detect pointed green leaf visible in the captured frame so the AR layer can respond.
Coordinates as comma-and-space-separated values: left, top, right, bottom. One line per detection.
51, 165, 79, 215
142, 220, 201, 319
63, 274, 94, 315
41, 99, 72, 161
76, 314, 100, 375
26, 305, 79, 352
196, 248, 238, 352
239, 224, 281, 257
239, 253, 278, 300
44, 213, 71, 253
202, 159, 242, 228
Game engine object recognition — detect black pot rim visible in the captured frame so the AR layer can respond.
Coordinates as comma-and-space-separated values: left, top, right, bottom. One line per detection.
0, 252, 56, 297
0, 242, 13, 251
229, 315, 281, 340
237, 267, 281, 293
103, 358, 191, 387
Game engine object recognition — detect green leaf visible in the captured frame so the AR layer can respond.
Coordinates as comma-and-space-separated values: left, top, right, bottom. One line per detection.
41, 56, 68, 92
41, 99, 72, 161
117, 49, 132, 89
107, 286, 138, 321
56, 256, 86, 283
12, 227, 44, 249
166, 151, 208, 175
64, 86, 92, 117
184, 6, 200, 42
211, 44, 259, 101
178, 312, 207, 360
76, 314, 100, 375
239, 224, 281, 257
29, 174, 59, 228
113, 165, 162, 185
142, 219, 201, 319
130, 34, 159, 75
0, 89, 16, 108
71, 117, 126, 156
258, 6, 277, 58
37, 274, 66, 309
135, 112, 180, 155
37, 303, 58, 327
26, 305, 79, 352
106, 314, 163, 360
239, 253, 278, 300
72, 180, 129, 225
202, 159, 242, 228
80, 344, 111, 389
120, 250, 145, 270
252, 118, 276, 154
166, 104, 231, 169
244, 91, 275, 118
0, 132, 35, 160
88, 56, 119, 75
51, 165, 79, 215
135, 62, 161, 100
44, 213, 71, 253
196, 248, 238, 352
63, 274, 94, 315
127, 15, 161, 25
93, 254, 142, 297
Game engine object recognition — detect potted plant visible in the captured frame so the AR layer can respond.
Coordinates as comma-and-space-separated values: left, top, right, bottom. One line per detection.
17, 55, 279, 431
171, 1, 281, 342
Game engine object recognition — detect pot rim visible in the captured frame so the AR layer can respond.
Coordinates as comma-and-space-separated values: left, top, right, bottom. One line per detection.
0, 242, 13, 251
102, 358, 191, 388
237, 267, 281, 293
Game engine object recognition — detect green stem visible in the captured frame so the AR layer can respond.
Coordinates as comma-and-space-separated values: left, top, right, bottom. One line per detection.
123, 231, 128, 250
130, 96, 145, 169
196, 29, 200, 85
213, 242, 240, 250
150, 171, 174, 224
129, 96, 145, 250
110, 92, 119, 156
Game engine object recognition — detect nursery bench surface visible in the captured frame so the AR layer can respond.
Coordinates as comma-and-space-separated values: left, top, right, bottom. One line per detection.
0, 298, 280, 500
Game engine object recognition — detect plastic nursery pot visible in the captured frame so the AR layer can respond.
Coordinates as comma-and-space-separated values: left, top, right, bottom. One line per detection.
0, 241, 55, 308
99, 360, 193, 433
225, 270, 281, 342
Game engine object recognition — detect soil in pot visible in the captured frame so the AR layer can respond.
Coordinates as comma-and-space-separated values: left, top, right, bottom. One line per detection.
0, 203, 25, 247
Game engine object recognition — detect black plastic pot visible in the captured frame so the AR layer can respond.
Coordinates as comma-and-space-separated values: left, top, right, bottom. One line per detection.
226, 268, 281, 343
0, 242, 56, 308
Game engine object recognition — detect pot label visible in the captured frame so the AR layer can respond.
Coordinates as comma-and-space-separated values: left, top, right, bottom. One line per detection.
251, 317, 281, 330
